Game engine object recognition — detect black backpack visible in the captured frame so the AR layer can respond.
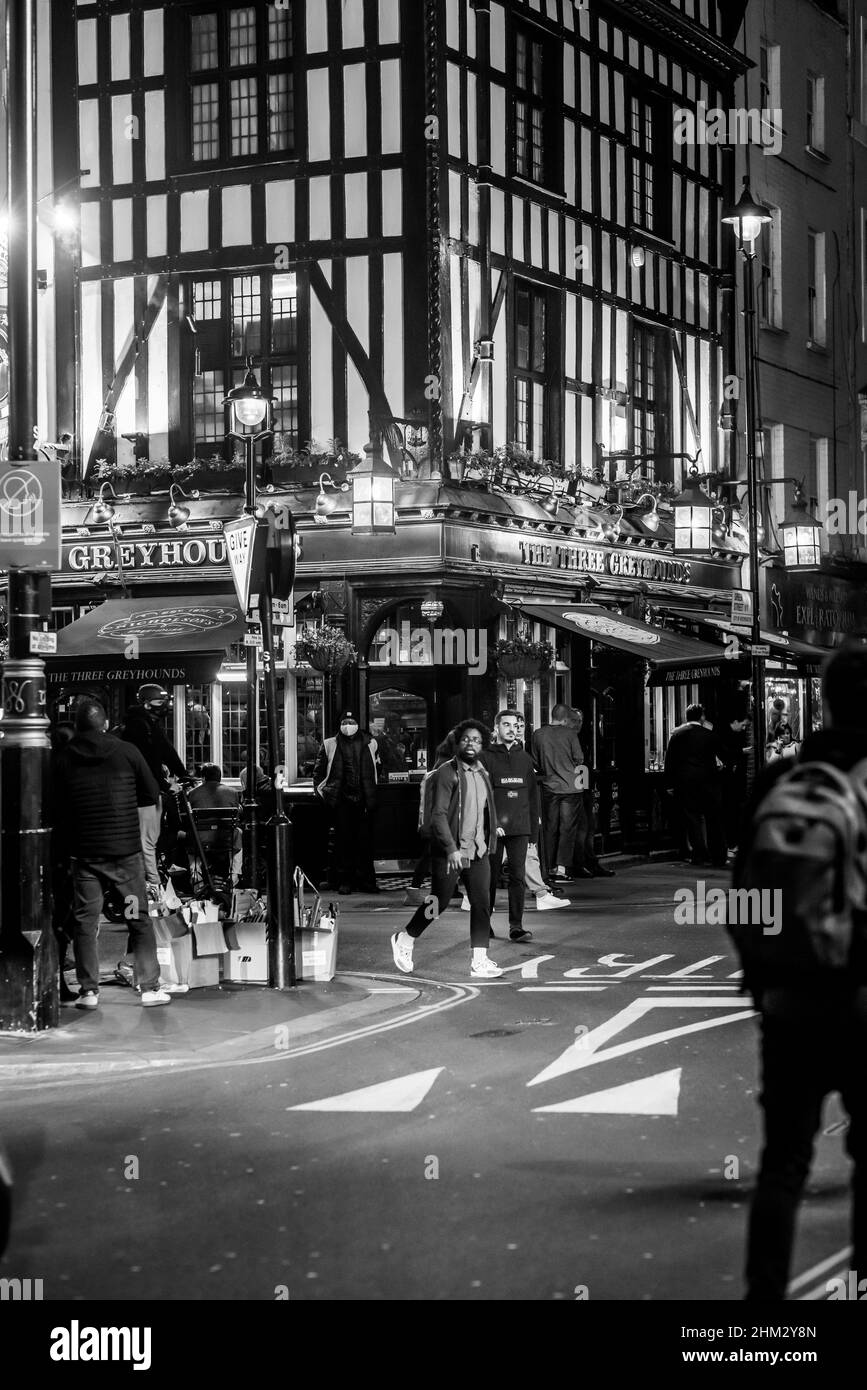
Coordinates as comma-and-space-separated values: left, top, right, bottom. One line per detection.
730, 759, 867, 978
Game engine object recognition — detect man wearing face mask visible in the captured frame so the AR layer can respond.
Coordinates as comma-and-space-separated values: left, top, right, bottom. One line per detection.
119, 684, 191, 891
313, 710, 379, 894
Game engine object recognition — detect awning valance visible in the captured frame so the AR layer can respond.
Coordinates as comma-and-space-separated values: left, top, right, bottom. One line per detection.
48, 593, 245, 686
517, 602, 734, 682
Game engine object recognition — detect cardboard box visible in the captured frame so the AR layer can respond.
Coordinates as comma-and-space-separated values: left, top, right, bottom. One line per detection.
223, 922, 268, 983
193, 920, 228, 957
189, 957, 220, 989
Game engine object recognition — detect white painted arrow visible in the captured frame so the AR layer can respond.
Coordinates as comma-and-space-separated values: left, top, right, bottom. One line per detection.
527, 998, 754, 1086
290, 1067, 443, 1112
497, 954, 555, 978
533, 1068, 682, 1116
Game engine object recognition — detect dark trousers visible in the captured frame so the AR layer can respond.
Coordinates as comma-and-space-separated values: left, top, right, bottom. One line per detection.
490, 834, 529, 928
405, 852, 492, 948
678, 780, 727, 866
410, 844, 432, 889
746, 986, 867, 1301
327, 799, 376, 889
71, 852, 160, 993
541, 790, 585, 871
572, 790, 600, 871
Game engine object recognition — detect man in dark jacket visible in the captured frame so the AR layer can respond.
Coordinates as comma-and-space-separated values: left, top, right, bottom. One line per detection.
483, 709, 539, 942
119, 684, 190, 891
663, 702, 727, 867
532, 703, 587, 883
391, 720, 502, 979
312, 710, 378, 894
51, 697, 170, 1009
737, 642, 867, 1301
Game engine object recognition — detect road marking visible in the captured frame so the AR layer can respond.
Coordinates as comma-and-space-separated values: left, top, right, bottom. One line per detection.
663, 956, 727, 976
290, 1067, 443, 1113
527, 998, 755, 1086
565, 954, 674, 979
516, 984, 605, 995
496, 954, 556, 979
532, 1068, 682, 1116
789, 1247, 851, 1298
646, 984, 740, 991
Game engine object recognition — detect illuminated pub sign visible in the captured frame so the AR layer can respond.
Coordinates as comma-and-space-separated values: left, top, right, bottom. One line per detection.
62, 535, 227, 572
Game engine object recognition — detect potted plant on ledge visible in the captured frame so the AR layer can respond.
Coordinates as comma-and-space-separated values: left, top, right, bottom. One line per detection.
294, 624, 358, 674
494, 632, 555, 681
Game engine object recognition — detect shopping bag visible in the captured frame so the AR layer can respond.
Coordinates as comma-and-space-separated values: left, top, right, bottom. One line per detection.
152, 916, 192, 987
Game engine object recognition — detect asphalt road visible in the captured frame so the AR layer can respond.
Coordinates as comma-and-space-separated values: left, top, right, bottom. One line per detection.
0, 864, 853, 1301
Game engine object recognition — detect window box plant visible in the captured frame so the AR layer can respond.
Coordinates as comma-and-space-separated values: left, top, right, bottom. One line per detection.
294, 624, 358, 674
494, 632, 555, 680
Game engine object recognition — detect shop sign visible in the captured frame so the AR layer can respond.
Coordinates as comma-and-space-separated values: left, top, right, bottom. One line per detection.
62, 536, 228, 573
765, 568, 867, 649
516, 540, 693, 584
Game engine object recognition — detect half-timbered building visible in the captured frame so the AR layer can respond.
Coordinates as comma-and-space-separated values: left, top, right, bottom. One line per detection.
40, 0, 771, 860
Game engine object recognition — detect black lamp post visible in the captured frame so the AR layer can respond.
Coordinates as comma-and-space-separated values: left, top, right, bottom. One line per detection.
722, 177, 773, 781
224, 362, 295, 986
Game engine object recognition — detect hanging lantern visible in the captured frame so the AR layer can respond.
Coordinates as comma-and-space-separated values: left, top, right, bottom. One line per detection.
348, 429, 395, 535
780, 486, 821, 569
673, 468, 715, 553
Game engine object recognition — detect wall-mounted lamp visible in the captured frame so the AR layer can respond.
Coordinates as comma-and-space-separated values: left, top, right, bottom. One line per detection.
632, 493, 660, 532
780, 484, 822, 569
91, 482, 120, 524
168, 484, 200, 530
600, 504, 623, 543
630, 245, 646, 268
475, 338, 494, 367
673, 466, 716, 553
420, 594, 445, 623
313, 471, 350, 524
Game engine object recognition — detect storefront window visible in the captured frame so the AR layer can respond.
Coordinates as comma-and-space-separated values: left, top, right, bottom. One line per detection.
765, 670, 803, 763
257, 675, 286, 772
369, 687, 428, 776
185, 683, 213, 770
295, 675, 323, 778
221, 685, 250, 779
810, 676, 823, 733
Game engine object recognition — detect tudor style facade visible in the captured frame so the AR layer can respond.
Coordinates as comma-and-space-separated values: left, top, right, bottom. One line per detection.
39, 0, 797, 862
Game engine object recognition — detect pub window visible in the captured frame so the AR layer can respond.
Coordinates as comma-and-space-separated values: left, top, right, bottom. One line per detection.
630, 92, 672, 241
188, 270, 300, 453
186, 3, 294, 167
512, 25, 558, 188
185, 684, 213, 770
631, 322, 672, 483
513, 279, 548, 458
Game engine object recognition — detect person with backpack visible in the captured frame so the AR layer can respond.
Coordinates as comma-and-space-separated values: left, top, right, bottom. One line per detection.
732, 641, 867, 1301
390, 720, 502, 979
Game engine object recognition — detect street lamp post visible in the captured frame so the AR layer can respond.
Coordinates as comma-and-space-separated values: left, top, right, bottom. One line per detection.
723, 177, 773, 784
224, 363, 296, 986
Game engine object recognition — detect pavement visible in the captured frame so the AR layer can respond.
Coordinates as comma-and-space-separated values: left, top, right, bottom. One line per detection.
0, 854, 636, 1080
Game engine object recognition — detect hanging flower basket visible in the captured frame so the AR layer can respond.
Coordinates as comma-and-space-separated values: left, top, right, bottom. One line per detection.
495, 635, 555, 682
295, 625, 358, 674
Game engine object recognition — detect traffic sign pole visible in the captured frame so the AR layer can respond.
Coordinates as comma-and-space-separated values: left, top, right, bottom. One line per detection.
0, 0, 58, 1032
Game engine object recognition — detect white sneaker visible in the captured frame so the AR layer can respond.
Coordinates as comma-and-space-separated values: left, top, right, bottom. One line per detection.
141, 988, 172, 1008
470, 955, 503, 979
391, 932, 414, 975
159, 981, 190, 995
461, 895, 471, 912
536, 892, 571, 910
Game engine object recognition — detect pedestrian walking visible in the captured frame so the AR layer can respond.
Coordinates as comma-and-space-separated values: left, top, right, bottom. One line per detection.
313, 710, 379, 894
50, 697, 171, 1009
732, 642, 867, 1301
391, 720, 502, 978
119, 684, 191, 893
513, 713, 570, 911
483, 710, 539, 942
532, 702, 587, 884
663, 702, 727, 867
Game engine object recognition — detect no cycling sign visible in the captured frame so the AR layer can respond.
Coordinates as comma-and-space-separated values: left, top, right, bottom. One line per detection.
0, 461, 61, 570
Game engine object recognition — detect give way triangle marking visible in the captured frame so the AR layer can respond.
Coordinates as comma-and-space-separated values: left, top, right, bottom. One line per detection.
527, 997, 754, 1087
532, 1068, 682, 1115
290, 1067, 443, 1113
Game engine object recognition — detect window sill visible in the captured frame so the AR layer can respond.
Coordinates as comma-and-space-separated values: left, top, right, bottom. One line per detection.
804, 145, 830, 164
806, 340, 829, 355
759, 321, 788, 337
630, 228, 676, 254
